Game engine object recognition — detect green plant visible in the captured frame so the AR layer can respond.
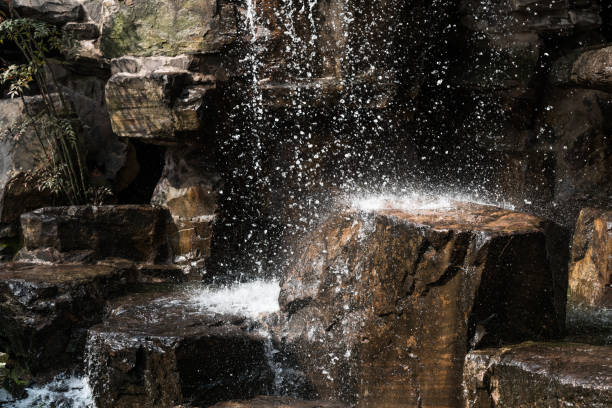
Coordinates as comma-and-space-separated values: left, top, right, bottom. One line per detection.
0, 11, 105, 205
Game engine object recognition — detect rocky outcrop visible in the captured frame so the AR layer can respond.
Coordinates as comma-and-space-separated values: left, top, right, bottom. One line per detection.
538, 89, 612, 217
152, 147, 220, 264
210, 396, 349, 408
100, 0, 238, 58
568, 208, 612, 309
0, 0, 83, 24
17, 205, 171, 264
105, 56, 218, 144
0, 263, 137, 377
463, 342, 612, 407
87, 291, 274, 408
552, 44, 612, 91
0, 97, 59, 226
276, 201, 566, 407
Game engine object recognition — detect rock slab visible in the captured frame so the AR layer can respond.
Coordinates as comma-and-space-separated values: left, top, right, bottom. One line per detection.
18, 205, 171, 264
0, 263, 136, 377
463, 342, 612, 407
87, 291, 274, 408
569, 207, 612, 308
278, 200, 567, 408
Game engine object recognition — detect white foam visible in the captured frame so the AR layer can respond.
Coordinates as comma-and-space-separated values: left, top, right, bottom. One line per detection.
5, 374, 94, 408
192, 279, 281, 318
351, 191, 515, 212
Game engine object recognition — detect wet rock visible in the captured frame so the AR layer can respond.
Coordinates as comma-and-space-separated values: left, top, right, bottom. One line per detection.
95, 258, 187, 284
0, 98, 55, 225
539, 88, 612, 219
18, 205, 171, 264
0, 263, 136, 377
461, 0, 601, 35
0, 0, 83, 24
568, 208, 612, 309
105, 58, 217, 144
277, 201, 566, 407
63, 22, 100, 40
100, 0, 238, 58
552, 44, 612, 91
463, 342, 612, 407
87, 291, 274, 408
210, 396, 349, 408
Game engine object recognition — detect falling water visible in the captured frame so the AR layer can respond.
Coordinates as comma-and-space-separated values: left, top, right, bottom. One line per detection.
2, 374, 94, 408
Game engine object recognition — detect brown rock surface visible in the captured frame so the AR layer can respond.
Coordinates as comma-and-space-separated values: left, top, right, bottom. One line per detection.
210, 396, 349, 408
0, 263, 136, 377
568, 208, 612, 308
463, 342, 612, 407
87, 291, 274, 408
552, 45, 612, 91
18, 205, 171, 264
277, 200, 566, 408
105, 56, 216, 144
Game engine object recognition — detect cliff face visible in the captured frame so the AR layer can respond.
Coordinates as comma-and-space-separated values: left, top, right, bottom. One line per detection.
0, 0, 610, 272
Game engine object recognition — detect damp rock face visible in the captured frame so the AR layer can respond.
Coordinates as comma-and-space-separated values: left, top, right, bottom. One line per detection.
87, 292, 274, 408
100, 0, 237, 58
463, 342, 612, 407
569, 207, 612, 308
0, 263, 136, 377
210, 396, 349, 408
278, 201, 566, 408
18, 205, 171, 264
552, 45, 612, 92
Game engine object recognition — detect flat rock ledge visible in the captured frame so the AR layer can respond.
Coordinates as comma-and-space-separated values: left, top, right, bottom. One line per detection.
18, 205, 172, 264
86, 291, 274, 408
463, 342, 612, 407
0, 263, 137, 377
277, 201, 568, 408
210, 396, 349, 407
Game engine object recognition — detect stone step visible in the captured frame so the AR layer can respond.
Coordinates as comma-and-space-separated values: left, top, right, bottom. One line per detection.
86, 289, 275, 408
463, 342, 612, 407
0, 263, 137, 378
18, 205, 172, 264
275, 199, 569, 407
209, 396, 349, 407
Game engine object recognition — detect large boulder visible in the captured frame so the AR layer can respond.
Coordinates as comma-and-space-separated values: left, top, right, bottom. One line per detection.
0, 263, 137, 377
552, 44, 612, 91
152, 147, 220, 264
463, 342, 612, 407
17, 205, 172, 264
87, 291, 274, 408
276, 199, 567, 407
100, 0, 238, 58
566, 207, 612, 337
105, 56, 217, 144
0, 98, 54, 226
538, 88, 612, 219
